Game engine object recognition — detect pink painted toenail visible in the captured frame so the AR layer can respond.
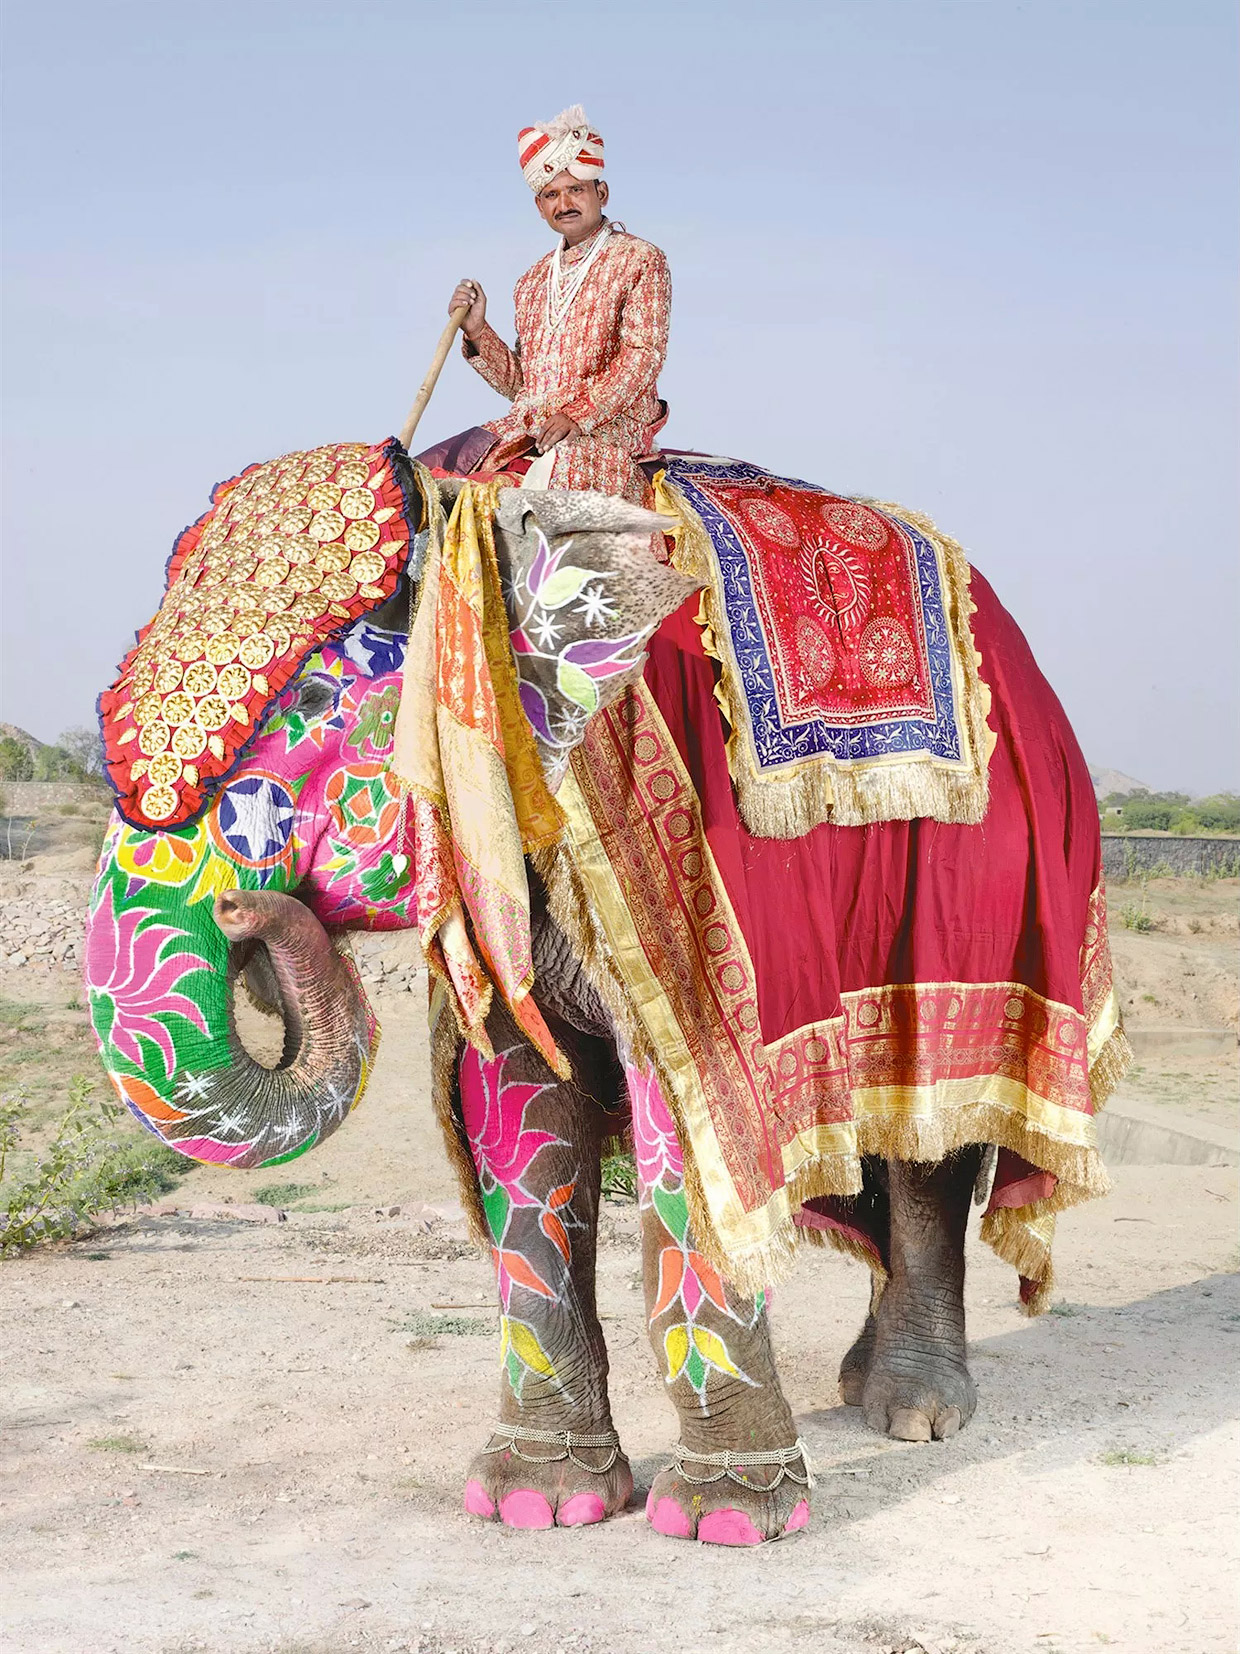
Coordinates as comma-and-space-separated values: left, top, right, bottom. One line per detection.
463, 1479, 495, 1518
783, 1499, 810, 1534
499, 1489, 555, 1529
697, 1507, 765, 1546
557, 1491, 606, 1527
648, 1495, 694, 1538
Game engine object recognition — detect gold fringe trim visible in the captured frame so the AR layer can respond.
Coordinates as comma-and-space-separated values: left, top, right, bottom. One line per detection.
1088, 1021, 1133, 1112
654, 474, 995, 838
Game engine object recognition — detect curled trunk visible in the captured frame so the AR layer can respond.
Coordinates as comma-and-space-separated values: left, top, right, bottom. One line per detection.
84, 827, 376, 1169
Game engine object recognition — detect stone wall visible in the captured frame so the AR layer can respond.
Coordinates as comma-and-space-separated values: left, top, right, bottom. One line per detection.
1103, 834, 1240, 881
1, 782, 110, 813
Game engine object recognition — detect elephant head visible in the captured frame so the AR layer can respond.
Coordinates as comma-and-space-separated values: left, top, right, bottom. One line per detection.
83, 482, 693, 1170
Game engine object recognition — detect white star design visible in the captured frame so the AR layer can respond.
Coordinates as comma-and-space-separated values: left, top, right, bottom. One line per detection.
575, 584, 615, 629
175, 1072, 216, 1103
530, 612, 562, 649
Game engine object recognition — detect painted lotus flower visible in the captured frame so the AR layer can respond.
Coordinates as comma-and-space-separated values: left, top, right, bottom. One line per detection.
628, 1062, 684, 1197
85, 881, 212, 1079
460, 1045, 558, 1204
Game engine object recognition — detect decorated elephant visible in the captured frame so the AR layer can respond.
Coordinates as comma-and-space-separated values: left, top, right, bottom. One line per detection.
84, 440, 1126, 1546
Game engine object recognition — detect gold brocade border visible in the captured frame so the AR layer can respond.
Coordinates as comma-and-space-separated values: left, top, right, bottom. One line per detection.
541, 680, 1126, 1301
652, 474, 995, 838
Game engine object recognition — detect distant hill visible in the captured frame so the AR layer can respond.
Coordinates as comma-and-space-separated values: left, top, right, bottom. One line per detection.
0, 723, 46, 756
1089, 766, 1150, 800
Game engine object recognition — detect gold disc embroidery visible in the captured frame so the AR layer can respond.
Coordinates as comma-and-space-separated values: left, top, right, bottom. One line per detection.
197, 696, 231, 732
308, 509, 345, 543
349, 550, 387, 585
343, 518, 380, 552
138, 721, 171, 757
339, 487, 376, 520
146, 752, 183, 786
206, 633, 241, 665
182, 661, 218, 697
140, 784, 178, 822
216, 664, 252, 701
172, 725, 208, 760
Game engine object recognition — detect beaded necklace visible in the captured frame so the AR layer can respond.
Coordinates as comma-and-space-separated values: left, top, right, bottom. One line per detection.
544, 219, 614, 333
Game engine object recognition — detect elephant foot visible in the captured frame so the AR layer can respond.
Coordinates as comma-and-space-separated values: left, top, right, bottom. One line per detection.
838, 1314, 876, 1406
463, 1427, 633, 1530
644, 1452, 812, 1545
860, 1331, 976, 1442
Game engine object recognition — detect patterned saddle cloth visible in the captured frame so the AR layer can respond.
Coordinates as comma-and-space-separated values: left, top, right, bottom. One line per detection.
99, 439, 418, 830
653, 455, 994, 835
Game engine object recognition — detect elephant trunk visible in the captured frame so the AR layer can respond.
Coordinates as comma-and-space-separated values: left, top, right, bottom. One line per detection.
214, 888, 374, 1110
86, 842, 377, 1170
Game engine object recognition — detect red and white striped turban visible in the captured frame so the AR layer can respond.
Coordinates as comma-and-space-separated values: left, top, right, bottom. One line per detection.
518, 105, 604, 192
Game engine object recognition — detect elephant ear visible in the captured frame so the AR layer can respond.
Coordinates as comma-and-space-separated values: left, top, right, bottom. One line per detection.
491, 488, 701, 790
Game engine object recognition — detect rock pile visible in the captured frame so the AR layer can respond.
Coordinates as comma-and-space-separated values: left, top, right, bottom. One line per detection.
1, 880, 92, 973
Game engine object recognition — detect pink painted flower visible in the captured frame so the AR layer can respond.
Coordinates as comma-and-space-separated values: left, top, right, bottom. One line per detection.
460, 1045, 559, 1205
628, 1062, 684, 1194
85, 882, 212, 1079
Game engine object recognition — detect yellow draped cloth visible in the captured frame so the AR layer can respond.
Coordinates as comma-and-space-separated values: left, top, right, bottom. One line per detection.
390, 474, 568, 1076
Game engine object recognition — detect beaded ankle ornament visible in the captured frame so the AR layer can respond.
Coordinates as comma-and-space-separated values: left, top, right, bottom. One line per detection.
671, 1438, 814, 1490
482, 1422, 623, 1474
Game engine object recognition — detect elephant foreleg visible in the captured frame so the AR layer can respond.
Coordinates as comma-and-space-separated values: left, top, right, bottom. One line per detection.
459, 1005, 632, 1528
858, 1148, 982, 1442
631, 1065, 811, 1545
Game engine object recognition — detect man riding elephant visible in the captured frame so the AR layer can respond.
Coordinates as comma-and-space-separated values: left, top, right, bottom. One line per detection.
442, 105, 670, 505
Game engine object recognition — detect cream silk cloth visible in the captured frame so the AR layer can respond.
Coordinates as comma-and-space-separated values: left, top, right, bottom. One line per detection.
390, 472, 568, 1077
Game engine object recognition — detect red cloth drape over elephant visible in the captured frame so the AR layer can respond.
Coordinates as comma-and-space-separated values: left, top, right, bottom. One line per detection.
538, 472, 1125, 1310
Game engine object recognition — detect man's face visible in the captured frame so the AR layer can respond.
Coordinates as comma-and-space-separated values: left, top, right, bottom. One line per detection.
535, 173, 608, 244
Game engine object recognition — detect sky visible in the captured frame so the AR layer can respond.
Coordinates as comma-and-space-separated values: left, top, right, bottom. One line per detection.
2, 0, 1237, 793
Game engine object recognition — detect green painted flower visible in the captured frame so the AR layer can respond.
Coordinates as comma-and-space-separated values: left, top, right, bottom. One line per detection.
349, 685, 400, 755
359, 850, 413, 904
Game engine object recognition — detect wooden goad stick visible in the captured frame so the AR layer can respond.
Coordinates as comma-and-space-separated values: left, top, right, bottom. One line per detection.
398, 304, 470, 451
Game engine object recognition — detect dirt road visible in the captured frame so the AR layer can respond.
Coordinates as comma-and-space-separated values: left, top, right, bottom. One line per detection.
1, 848, 1237, 1653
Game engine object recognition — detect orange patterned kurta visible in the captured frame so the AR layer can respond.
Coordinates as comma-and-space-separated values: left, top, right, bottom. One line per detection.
463, 228, 670, 503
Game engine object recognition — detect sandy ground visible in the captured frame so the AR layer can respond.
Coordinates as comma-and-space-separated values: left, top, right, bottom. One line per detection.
1, 832, 1238, 1654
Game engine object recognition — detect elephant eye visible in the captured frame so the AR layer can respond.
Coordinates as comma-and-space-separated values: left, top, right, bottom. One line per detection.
294, 680, 335, 719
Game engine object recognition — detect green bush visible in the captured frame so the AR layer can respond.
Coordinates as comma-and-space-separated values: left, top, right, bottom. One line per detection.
1120, 903, 1155, 933
1104, 789, 1240, 836
0, 1081, 193, 1254
253, 1181, 317, 1207
0, 736, 33, 782
601, 1147, 638, 1202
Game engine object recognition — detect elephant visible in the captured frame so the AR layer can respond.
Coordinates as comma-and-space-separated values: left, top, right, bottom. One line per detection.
84, 466, 1123, 1548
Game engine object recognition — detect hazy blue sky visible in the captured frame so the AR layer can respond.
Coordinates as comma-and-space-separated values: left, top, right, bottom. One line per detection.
3, 1, 1236, 791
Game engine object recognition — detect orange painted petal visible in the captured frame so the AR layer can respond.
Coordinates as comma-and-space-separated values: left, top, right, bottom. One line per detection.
689, 1252, 729, 1312
547, 1181, 575, 1210
540, 1209, 571, 1264
112, 1072, 189, 1124
500, 1250, 557, 1298
650, 1247, 684, 1318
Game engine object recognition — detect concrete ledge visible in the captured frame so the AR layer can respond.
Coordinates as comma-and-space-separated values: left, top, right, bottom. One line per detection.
1127, 1027, 1237, 1057
1098, 1095, 1238, 1168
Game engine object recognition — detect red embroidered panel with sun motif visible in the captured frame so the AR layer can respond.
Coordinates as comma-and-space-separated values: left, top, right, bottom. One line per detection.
719, 484, 938, 728
98, 439, 418, 830
659, 456, 991, 833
